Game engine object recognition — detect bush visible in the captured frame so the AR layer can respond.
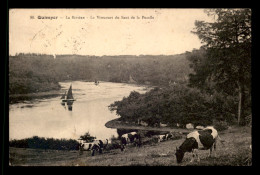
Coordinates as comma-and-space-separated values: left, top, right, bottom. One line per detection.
213, 120, 229, 131
79, 132, 96, 142
9, 137, 79, 150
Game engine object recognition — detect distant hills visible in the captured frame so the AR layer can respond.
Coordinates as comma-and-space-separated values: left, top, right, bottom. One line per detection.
9, 53, 193, 95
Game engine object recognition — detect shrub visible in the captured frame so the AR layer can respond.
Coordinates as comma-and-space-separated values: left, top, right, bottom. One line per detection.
213, 120, 229, 131
79, 132, 96, 142
9, 137, 79, 150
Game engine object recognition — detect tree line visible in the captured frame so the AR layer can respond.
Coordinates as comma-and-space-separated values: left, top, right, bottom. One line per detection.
109, 9, 251, 126
9, 136, 79, 150
9, 53, 192, 95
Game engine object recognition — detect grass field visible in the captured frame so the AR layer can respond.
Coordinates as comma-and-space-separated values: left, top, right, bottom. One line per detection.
9, 126, 251, 166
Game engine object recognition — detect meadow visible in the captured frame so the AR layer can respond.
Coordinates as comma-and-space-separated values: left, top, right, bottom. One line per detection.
9, 126, 251, 166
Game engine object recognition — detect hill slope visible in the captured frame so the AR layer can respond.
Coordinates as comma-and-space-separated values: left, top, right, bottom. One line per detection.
9, 126, 251, 166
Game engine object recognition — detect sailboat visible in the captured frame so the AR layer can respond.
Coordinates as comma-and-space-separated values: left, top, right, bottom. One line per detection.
61, 84, 75, 110
66, 84, 75, 102
94, 79, 99, 86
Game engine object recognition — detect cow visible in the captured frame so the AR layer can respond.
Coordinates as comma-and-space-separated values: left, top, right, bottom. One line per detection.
128, 132, 139, 142
175, 126, 224, 163
165, 132, 175, 140
157, 134, 169, 142
158, 135, 165, 142
79, 139, 108, 156
120, 132, 139, 151
120, 133, 130, 151
133, 133, 142, 148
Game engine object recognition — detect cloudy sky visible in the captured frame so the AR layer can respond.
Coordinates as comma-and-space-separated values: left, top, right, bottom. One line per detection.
9, 9, 214, 56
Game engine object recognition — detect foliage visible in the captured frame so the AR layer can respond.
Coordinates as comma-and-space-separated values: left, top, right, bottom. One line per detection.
79, 132, 96, 142
189, 9, 251, 125
213, 120, 229, 131
9, 53, 192, 95
9, 136, 79, 150
109, 84, 237, 127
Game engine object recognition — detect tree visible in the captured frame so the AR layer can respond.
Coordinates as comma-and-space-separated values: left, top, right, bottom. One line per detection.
79, 132, 96, 142
190, 9, 251, 125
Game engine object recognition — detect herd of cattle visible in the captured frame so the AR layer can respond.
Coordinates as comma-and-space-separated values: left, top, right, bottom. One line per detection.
78, 126, 224, 163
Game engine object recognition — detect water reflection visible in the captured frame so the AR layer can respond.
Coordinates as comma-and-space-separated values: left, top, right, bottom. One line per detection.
60, 99, 74, 111
9, 81, 150, 141
67, 101, 73, 111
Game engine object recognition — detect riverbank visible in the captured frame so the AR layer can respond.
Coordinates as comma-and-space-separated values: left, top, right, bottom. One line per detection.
9, 90, 62, 104
9, 81, 153, 104
105, 118, 191, 134
9, 126, 251, 166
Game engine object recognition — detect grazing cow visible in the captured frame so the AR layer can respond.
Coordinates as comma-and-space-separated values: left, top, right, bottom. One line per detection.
175, 126, 224, 163
128, 132, 139, 143
133, 134, 142, 147
120, 132, 139, 151
79, 139, 108, 156
120, 134, 129, 151
157, 134, 168, 142
121, 133, 129, 144
121, 134, 129, 142
166, 132, 175, 140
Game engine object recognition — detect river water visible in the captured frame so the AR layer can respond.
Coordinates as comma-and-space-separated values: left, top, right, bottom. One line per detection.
9, 81, 149, 141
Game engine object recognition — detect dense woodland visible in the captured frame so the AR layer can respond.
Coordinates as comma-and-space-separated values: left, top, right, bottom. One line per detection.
109, 9, 252, 127
9, 53, 191, 94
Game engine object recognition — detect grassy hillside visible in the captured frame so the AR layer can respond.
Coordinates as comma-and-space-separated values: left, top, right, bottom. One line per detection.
9, 126, 251, 166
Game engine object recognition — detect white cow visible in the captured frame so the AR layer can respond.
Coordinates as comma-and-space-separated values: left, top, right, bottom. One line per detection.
121, 134, 130, 143
157, 134, 168, 142
79, 139, 108, 156
186, 123, 194, 129
175, 126, 224, 163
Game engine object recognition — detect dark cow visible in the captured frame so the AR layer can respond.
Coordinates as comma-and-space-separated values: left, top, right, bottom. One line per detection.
133, 133, 142, 147
165, 132, 175, 140
120, 135, 128, 151
128, 132, 138, 143
175, 126, 224, 163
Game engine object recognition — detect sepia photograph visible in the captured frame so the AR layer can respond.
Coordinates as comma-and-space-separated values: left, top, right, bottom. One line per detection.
8, 8, 251, 166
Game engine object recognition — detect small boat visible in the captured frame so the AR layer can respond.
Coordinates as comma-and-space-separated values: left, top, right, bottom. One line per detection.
94, 79, 99, 85
66, 84, 75, 111
61, 84, 75, 110
66, 84, 75, 102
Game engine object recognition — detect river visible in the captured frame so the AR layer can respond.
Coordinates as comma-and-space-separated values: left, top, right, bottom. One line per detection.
9, 81, 150, 141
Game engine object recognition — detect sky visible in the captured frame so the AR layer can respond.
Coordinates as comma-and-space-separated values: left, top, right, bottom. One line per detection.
9, 9, 214, 56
